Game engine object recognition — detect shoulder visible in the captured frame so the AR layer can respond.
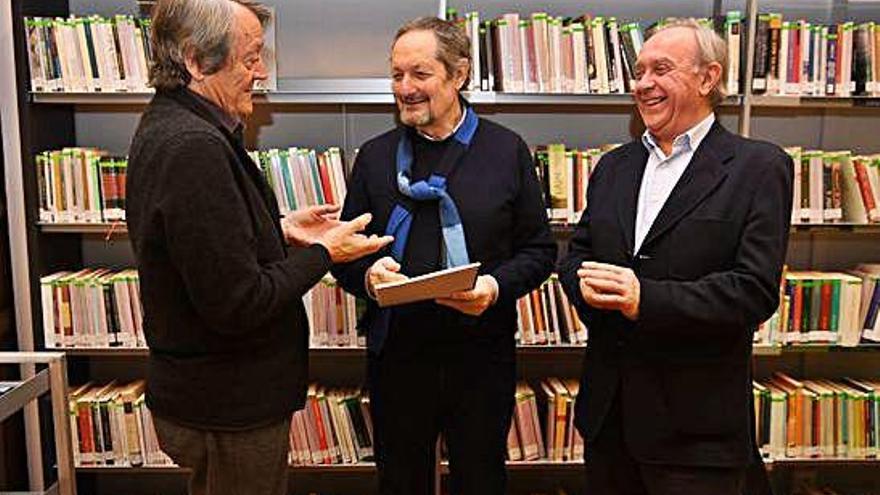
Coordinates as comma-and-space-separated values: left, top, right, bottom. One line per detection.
133, 95, 228, 156
358, 127, 404, 156
474, 117, 528, 149
725, 132, 793, 175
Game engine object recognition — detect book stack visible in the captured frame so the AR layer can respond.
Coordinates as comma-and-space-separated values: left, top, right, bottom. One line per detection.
507, 380, 584, 462
754, 373, 880, 460
785, 148, 880, 225
289, 386, 374, 466
40, 269, 144, 349
752, 16, 880, 97
24, 16, 153, 93
757, 265, 880, 347
248, 147, 348, 217
36, 148, 127, 224
531, 143, 620, 224
450, 10, 745, 95
305, 275, 363, 348
516, 275, 588, 346
36, 146, 348, 225
68, 380, 170, 467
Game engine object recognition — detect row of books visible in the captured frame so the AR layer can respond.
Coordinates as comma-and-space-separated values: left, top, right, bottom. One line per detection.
40, 268, 363, 350
449, 10, 745, 95
785, 148, 880, 224
40, 269, 144, 349
36, 148, 127, 223
25, 16, 153, 93
530, 143, 880, 226
533, 144, 618, 223
68, 380, 170, 467
758, 266, 880, 347
753, 16, 880, 97
516, 275, 587, 346
247, 148, 348, 217
36, 146, 348, 224
305, 276, 362, 349
754, 373, 880, 460
508, 379, 584, 462
290, 385, 374, 466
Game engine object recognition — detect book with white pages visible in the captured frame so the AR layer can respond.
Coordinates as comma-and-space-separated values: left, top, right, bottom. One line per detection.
374, 262, 481, 308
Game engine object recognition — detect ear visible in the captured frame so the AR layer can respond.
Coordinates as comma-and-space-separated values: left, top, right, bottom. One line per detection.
699, 61, 722, 97
452, 58, 469, 91
184, 48, 205, 83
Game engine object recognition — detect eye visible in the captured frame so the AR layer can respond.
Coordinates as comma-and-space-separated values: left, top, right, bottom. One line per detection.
415, 71, 431, 80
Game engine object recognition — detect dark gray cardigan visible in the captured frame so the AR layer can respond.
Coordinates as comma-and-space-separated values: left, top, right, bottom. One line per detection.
127, 88, 331, 429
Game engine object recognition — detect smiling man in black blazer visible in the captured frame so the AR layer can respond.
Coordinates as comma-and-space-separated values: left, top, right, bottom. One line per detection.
558, 19, 793, 494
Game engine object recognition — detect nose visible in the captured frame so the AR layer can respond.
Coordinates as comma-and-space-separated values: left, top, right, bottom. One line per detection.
394, 74, 418, 95
254, 56, 269, 81
634, 72, 654, 94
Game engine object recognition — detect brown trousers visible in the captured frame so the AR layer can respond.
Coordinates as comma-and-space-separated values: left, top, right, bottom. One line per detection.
153, 415, 290, 495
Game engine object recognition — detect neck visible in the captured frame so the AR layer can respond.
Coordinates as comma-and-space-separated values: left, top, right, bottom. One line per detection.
188, 81, 238, 121
416, 99, 463, 140
652, 107, 712, 156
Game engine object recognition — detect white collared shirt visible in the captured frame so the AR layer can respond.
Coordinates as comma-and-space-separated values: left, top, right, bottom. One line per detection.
634, 112, 715, 253
416, 106, 468, 141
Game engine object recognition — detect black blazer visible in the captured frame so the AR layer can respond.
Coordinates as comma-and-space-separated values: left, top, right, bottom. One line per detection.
127, 89, 332, 428
558, 121, 793, 467
331, 119, 556, 357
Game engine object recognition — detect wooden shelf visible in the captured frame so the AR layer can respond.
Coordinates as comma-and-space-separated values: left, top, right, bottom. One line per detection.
750, 95, 880, 109
30, 89, 742, 108
60, 345, 590, 358
766, 458, 880, 469
38, 222, 127, 235
56, 343, 880, 358
39, 222, 880, 236
77, 462, 377, 474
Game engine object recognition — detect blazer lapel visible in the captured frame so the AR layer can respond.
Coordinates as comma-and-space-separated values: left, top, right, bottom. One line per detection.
639, 122, 735, 251
616, 144, 649, 256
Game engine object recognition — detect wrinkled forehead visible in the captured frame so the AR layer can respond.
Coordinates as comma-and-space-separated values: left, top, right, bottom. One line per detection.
231, 4, 264, 48
391, 30, 440, 67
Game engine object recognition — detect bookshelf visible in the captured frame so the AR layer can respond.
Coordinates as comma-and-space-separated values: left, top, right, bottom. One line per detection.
2, 0, 880, 493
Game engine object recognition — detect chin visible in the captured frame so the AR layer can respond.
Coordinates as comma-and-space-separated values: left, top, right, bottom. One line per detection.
400, 111, 431, 127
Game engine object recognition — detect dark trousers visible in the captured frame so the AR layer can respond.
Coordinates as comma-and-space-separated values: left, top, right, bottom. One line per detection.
153, 415, 290, 495
368, 350, 515, 495
585, 397, 746, 495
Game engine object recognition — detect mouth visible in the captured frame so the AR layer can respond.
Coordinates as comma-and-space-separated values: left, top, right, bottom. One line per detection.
400, 97, 428, 106
639, 95, 666, 108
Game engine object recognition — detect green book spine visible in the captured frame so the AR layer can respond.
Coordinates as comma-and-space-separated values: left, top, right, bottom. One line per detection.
830, 279, 841, 334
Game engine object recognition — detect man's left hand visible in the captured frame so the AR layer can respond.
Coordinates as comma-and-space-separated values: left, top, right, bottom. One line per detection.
282, 204, 341, 247
435, 275, 499, 316
577, 261, 640, 321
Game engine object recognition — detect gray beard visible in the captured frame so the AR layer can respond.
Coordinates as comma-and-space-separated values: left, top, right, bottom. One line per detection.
400, 109, 432, 127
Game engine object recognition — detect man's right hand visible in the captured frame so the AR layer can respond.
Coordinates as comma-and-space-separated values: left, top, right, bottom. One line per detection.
315, 213, 393, 263
366, 256, 409, 298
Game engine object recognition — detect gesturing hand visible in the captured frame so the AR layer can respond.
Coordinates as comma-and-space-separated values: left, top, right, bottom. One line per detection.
435, 275, 499, 317
281, 204, 341, 247
315, 213, 394, 263
577, 261, 640, 321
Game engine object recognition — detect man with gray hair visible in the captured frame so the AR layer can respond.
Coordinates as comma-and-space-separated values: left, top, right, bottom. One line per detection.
331, 16, 555, 495
126, 1, 391, 494
558, 19, 792, 494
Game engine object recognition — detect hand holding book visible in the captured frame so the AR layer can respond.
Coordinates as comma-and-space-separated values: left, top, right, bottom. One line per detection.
366, 257, 409, 299
435, 274, 498, 316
